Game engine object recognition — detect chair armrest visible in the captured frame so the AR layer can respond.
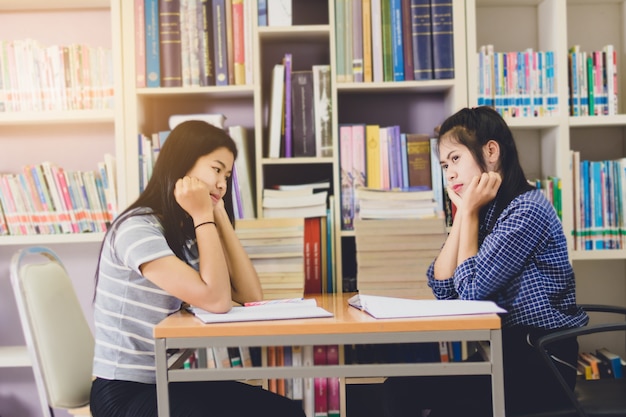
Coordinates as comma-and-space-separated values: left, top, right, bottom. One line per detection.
579, 304, 626, 315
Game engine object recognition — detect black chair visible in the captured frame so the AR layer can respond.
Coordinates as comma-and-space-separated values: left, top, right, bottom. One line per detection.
513, 304, 626, 417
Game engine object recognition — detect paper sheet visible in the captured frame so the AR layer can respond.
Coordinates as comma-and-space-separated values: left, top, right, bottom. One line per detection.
189, 299, 333, 323
348, 294, 507, 319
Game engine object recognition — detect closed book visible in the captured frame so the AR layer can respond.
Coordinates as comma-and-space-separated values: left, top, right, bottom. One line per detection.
291, 70, 316, 157
400, 0, 414, 80
405, 133, 432, 189
334, 0, 348, 82
362, 0, 373, 82
200, 0, 215, 85
145, 0, 161, 87
228, 126, 255, 219
312, 65, 333, 157
365, 125, 381, 189
389, 0, 404, 81
411, 0, 432, 80
596, 347, 624, 379
134, 0, 147, 87
351, 0, 364, 82
339, 124, 354, 230
380, 0, 394, 81
267, 63, 285, 158
267, 0, 292, 26
430, 0, 454, 79
225, 0, 235, 86
304, 216, 323, 295
212, 0, 229, 85
283, 54, 293, 157
159, 0, 183, 87
326, 345, 340, 417
370, 0, 384, 82
313, 345, 328, 417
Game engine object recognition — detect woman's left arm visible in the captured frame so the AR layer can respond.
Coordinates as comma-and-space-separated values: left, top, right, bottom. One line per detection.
213, 203, 263, 304
454, 198, 552, 300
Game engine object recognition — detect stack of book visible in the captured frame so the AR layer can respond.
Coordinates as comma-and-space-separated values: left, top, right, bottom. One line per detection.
234, 217, 305, 300
354, 217, 447, 299
354, 187, 439, 220
262, 187, 328, 219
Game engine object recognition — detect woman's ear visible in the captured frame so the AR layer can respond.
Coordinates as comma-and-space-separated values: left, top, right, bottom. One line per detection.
484, 140, 500, 169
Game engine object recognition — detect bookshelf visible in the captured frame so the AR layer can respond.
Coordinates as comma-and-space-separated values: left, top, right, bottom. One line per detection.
9, 0, 626, 414
466, 0, 626, 356
0, 1, 123, 416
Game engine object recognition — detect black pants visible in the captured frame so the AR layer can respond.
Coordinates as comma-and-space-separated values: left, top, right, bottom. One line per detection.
382, 326, 579, 417
90, 378, 306, 417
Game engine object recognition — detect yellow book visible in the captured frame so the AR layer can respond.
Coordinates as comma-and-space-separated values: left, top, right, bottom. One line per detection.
365, 125, 381, 189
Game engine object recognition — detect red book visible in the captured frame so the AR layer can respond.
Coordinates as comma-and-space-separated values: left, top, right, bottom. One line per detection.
314, 345, 328, 417
326, 345, 340, 417
304, 216, 322, 294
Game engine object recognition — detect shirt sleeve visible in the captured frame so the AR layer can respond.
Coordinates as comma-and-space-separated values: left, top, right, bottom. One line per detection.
112, 213, 176, 276
428, 196, 553, 301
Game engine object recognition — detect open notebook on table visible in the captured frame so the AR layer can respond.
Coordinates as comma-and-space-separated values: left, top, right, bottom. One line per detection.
188, 298, 333, 324
348, 294, 507, 319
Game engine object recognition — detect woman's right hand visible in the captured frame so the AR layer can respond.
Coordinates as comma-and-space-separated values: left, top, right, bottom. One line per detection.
174, 176, 214, 220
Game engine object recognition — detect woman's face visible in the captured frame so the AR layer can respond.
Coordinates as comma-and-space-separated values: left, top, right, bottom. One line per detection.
186, 147, 234, 202
438, 134, 483, 198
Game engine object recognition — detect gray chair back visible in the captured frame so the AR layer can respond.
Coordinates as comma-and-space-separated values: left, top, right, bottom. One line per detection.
10, 246, 94, 417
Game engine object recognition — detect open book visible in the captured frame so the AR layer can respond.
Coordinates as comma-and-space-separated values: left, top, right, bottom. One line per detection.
188, 298, 333, 324
348, 294, 507, 319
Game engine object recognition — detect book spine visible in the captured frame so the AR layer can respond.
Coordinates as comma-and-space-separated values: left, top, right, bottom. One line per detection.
145, 0, 161, 87
134, 0, 147, 87
406, 133, 432, 189
257, 0, 267, 26
390, 0, 404, 81
304, 216, 322, 294
351, 0, 364, 82
334, 0, 347, 82
411, 0, 432, 80
326, 345, 340, 417
283, 53, 293, 157
212, 0, 229, 85
291, 71, 316, 157
430, 0, 454, 80
365, 124, 381, 189
302, 345, 314, 417
370, 0, 384, 82
313, 345, 328, 417
159, 0, 183, 87
232, 0, 245, 85
312, 65, 333, 157
380, 0, 393, 82
267, 63, 285, 158
400, 0, 413, 81
224, 0, 235, 86
362, 0, 373, 82
339, 124, 354, 230
200, 0, 215, 85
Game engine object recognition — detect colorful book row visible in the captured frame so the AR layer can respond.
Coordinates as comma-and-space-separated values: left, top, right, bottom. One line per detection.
476, 45, 558, 118
267, 56, 333, 159
335, 0, 455, 83
137, 0, 254, 88
0, 157, 117, 237
568, 45, 618, 117
338, 124, 444, 230
0, 39, 115, 112
571, 151, 626, 251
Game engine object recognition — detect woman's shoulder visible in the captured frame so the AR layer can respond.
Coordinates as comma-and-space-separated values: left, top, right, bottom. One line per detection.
507, 188, 556, 218
114, 208, 163, 235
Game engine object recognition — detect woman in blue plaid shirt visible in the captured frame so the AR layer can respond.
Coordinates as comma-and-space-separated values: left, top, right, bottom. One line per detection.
383, 107, 588, 417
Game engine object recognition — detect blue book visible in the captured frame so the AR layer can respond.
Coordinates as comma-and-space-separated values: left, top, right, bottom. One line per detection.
389, 0, 404, 81
145, 0, 161, 87
591, 161, 604, 250
212, 0, 229, 85
430, 0, 454, 79
411, 0, 432, 80
400, 133, 409, 188
258, 0, 268, 26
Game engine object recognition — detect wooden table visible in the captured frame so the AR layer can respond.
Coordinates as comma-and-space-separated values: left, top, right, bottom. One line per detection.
154, 293, 505, 417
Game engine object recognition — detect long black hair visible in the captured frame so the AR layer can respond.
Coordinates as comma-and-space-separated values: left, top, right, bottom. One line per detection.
438, 106, 534, 224
93, 120, 238, 295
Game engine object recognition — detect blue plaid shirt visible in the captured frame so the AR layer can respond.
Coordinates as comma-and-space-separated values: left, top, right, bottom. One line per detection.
428, 189, 588, 329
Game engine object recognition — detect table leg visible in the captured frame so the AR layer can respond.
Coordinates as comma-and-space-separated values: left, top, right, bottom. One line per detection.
490, 329, 506, 416
155, 338, 170, 417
